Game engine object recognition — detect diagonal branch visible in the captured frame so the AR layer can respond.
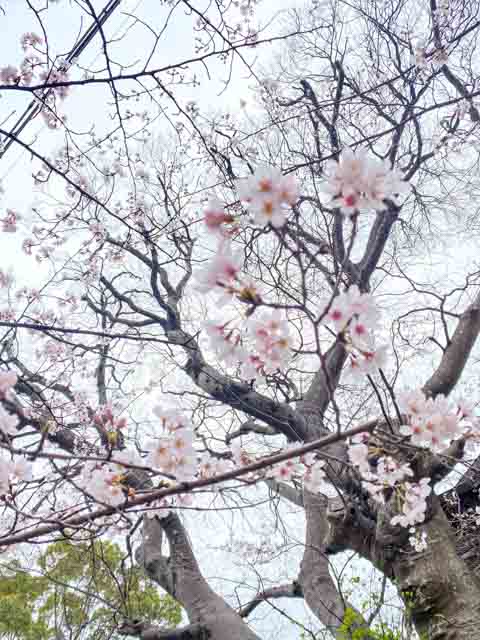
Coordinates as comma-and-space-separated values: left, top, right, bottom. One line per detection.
136, 514, 261, 640
423, 290, 480, 397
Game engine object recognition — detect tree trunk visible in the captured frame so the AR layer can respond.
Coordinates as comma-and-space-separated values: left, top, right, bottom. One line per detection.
393, 499, 480, 640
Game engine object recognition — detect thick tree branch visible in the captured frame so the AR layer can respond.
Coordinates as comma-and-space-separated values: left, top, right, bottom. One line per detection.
136, 514, 261, 640
238, 582, 303, 618
118, 621, 210, 640
423, 291, 480, 397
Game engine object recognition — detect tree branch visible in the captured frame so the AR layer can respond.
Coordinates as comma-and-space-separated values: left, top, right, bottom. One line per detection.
423, 290, 480, 397
238, 582, 303, 618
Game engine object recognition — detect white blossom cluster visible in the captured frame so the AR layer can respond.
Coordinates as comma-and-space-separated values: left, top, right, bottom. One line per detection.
322, 148, 410, 215
205, 312, 292, 380
323, 285, 387, 377
237, 166, 298, 228
0, 371, 19, 437
398, 390, 478, 452
348, 432, 432, 528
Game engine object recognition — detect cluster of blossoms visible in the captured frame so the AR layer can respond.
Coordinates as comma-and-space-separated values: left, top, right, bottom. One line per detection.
21, 32, 43, 51
93, 405, 127, 444
201, 165, 297, 238
391, 479, 432, 528
322, 148, 410, 215
409, 527, 428, 552
146, 407, 228, 483
347, 390, 479, 532
323, 285, 387, 378
205, 311, 292, 380
0, 455, 32, 494
398, 390, 477, 452
197, 173, 294, 381
347, 432, 431, 528
1, 209, 21, 233
0, 33, 44, 86
232, 441, 328, 494
0, 34, 70, 129
79, 462, 126, 507
0, 372, 19, 438
237, 166, 298, 228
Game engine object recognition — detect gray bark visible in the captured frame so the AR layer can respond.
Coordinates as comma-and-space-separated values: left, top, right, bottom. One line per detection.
136, 514, 261, 640
392, 500, 480, 640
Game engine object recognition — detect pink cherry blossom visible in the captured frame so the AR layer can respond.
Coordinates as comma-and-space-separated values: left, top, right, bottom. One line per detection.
195, 247, 242, 294
0, 405, 19, 436
0, 66, 20, 85
1, 209, 21, 233
203, 199, 236, 235
0, 371, 17, 397
21, 32, 43, 51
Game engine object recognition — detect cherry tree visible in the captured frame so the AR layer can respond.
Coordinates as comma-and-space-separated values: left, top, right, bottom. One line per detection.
1, 0, 480, 639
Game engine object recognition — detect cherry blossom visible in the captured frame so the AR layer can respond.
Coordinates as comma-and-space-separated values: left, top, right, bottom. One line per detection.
39, 68, 70, 99
398, 389, 470, 452
145, 408, 198, 482
146, 437, 174, 470
1, 209, 21, 233
322, 286, 385, 373
0, 454, 31, 494
247, 312, 292, 373
81, 466, 125, 507
0, 66, 20, 85
390, 479, 431, 528
237, 166, 297, 228
203, 199, 236, 235
230, 442, 253, 468
270, 444, 302, 481
195, 246, 242, 295
0, 269, 13, 289
409, 528, 428, 552
152, 406, 190, 432
21, 32, 43, 51
0, 405, 19, 436
240, 354, 265, 381
323, 148, 410, 214
204, 320, 247, 366
347, 345, 388, 379
376, 456, 413, 487
348, 439, 370, 474
93, 404, 127, 432
0, 371, 17, 398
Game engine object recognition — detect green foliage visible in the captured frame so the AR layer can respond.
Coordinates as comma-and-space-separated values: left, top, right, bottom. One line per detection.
0, 540, 181, 640
337, 608, 402, 640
